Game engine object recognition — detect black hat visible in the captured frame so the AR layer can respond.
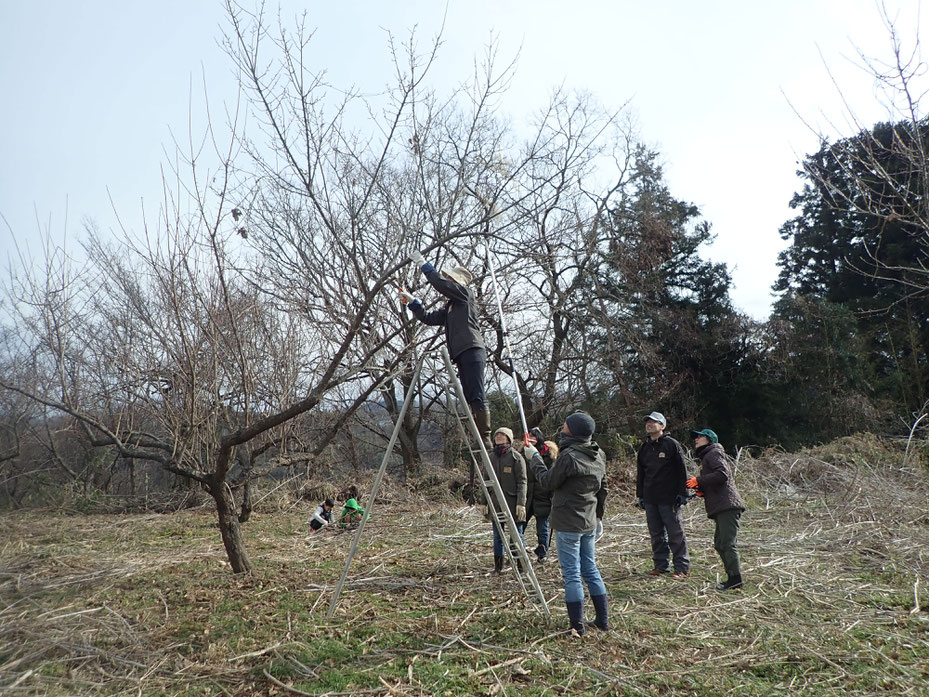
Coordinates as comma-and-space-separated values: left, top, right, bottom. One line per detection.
565, 412, 595, 438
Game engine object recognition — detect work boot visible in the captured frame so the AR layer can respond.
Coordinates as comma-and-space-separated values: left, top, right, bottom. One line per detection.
565, 601, 585, 635
492, 555, 504, 575
715, 574, 743, 591
589, 594, 609, 631
471, 404, 492, 447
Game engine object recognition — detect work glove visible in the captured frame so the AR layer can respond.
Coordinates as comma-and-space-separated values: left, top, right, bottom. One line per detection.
522, 444, 538, 461
528, 427, 545, 445
398, 289, 418, 305
478, 504, 489, 518
595, 519, 604, 541
515, 505, 527, 522
636, 497, 646, 510
675, 494, 689, 507
685, 476, 699, 489
409, 250, 426, 267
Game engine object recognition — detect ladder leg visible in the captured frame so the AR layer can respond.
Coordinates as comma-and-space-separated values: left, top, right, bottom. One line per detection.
440, 347, 550, 618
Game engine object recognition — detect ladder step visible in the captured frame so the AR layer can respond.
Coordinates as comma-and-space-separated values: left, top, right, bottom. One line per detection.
438, 346, 549, 619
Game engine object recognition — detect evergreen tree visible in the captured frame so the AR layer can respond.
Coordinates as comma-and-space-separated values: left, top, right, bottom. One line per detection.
585, 146, 753, 439
776, 121, 929, 416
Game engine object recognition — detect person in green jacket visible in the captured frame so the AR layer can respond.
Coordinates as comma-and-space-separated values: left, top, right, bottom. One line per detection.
523, 412, 608, 635
339, 498, 365, 529
477, 426, 527, 574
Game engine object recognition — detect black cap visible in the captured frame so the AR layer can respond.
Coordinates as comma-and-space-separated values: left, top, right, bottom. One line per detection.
565, 412, 595, 438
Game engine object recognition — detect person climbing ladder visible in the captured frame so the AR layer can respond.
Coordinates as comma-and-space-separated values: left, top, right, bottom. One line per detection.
399, 249, 490, 443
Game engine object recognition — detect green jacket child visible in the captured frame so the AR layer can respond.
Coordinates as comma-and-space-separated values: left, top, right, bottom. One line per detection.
339, 498, 365, 528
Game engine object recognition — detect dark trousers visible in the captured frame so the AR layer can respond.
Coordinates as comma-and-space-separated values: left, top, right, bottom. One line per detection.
526, 512, 551, 558
713, 509, 742, 578
644, 502, 690, 573
455, 347, 486, 409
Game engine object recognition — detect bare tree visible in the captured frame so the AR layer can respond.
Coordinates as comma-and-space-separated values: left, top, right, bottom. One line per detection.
1, 4, 644, 571
801, 1, 929, 284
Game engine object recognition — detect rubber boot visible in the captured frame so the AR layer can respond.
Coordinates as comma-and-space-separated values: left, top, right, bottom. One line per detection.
590, 593, 609, 630
715, 574, 743, 591
471, 404, 492, 447
565, 601, 585, 635
493, 555, 504, 575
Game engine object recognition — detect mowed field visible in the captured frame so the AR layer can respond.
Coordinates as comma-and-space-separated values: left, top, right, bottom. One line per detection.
2, 436, 928, 696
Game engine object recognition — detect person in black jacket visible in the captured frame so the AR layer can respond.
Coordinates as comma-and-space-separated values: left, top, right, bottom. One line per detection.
636, 411, 690, 577
308, 499, 334, 531
523, 412, 609, 635
687, 428, 746, 590
400, 251, 489, 442
522, 427, 557, 562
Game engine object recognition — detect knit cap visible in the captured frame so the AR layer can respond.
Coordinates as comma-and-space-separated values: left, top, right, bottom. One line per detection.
564, 412, 595, 438
493, 426, 514, 443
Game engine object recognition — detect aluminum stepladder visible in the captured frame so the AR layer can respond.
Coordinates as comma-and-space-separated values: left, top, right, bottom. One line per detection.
439, 346, 550, 617
326, 348, 549, 619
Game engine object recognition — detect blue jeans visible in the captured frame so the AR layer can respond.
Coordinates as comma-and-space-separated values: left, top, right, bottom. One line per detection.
492, 520, 526, 557
556, 530, 607, 603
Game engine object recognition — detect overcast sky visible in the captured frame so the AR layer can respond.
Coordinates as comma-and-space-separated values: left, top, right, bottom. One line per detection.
1, 1, 925, 319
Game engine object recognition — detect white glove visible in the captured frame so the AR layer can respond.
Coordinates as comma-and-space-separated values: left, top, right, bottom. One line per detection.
516, 505, 527, 522
398, 289, 418, 305
410, 250, 426, 267
522, 444, 538, 461
595, 519, 604, 541
479, 504, 488, 517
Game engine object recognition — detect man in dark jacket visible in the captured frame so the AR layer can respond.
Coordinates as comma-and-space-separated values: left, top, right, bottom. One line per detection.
523, 427, 556, 562
477, 426, 527, 574
400, 251, 489, 442
636, 411, 690, 577
523, 412, 609, 635
686, 428, 746, 590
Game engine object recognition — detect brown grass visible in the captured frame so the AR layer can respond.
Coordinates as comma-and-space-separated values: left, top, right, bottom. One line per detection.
1, 434, 928, 696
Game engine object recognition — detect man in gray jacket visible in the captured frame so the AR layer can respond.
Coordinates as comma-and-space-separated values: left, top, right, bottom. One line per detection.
523, 412, 608, 635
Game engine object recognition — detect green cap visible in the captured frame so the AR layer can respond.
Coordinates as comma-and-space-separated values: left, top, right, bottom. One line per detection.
690, 428, 718, 444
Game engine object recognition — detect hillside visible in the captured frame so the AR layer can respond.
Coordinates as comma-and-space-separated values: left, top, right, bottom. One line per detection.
2, 436, 928, 696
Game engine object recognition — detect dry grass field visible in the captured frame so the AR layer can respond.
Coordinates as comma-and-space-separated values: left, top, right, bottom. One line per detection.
2, 434, 928, 696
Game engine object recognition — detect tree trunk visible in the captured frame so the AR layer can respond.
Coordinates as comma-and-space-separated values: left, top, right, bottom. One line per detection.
209, 480, 253, 573
238, 480, 253, 523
